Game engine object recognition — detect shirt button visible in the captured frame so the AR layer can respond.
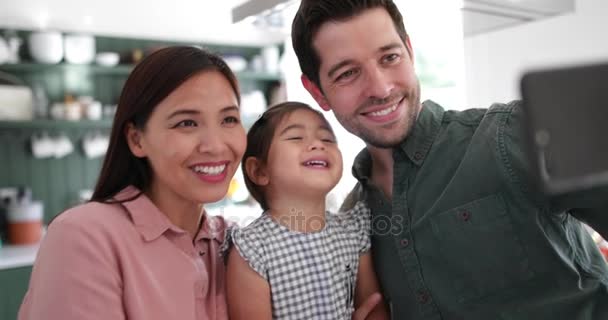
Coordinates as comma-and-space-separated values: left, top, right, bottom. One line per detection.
460, 210, 471, 222
400, 239, 409, 247
414, 151, 424, 160
417, 290, 430, 304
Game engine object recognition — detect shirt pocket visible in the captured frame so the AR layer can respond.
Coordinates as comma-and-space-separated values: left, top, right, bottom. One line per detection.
430, 193, 535, 302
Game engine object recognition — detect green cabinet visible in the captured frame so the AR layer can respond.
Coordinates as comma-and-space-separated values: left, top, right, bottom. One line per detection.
0, 30, 282, 222
0, 266, 32, 320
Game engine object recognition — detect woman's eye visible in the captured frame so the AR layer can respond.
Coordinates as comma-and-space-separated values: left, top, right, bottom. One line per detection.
175, 119, 197, 127
322, 138, 336, 143
223, 116, 240, 124
286, 137, 303, 141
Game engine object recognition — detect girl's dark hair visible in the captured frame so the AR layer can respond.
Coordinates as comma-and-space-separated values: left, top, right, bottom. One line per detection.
291, 0, 409, 88
91, 46, 240, 203
243, 101, 334, 210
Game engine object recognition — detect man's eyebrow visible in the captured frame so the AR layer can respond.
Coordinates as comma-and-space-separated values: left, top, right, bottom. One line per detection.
326, 43, 403, 79
379, 42, 403, 52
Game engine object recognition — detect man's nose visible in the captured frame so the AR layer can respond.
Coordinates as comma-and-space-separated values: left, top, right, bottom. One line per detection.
364, 66, 393, 100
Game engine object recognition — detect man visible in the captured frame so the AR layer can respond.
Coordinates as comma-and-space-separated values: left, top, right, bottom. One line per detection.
291, 0, 608, 319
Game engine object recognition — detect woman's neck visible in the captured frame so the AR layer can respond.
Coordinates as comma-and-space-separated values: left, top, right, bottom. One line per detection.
267, 195, 327, 233
146, 185, 203, 240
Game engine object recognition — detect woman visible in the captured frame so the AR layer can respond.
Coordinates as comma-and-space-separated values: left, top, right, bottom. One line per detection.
18, 46, 246, 320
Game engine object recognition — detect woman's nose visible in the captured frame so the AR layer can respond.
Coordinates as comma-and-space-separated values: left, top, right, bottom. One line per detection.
197, 131, 228, 154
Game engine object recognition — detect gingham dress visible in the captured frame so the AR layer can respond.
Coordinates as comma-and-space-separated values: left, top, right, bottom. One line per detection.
225, 201, 371, 320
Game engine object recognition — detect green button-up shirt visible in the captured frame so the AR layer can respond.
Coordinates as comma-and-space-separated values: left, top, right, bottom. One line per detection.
342, 100, 608, 319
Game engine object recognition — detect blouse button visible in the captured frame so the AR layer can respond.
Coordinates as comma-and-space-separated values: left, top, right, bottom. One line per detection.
400, 239, 409, 247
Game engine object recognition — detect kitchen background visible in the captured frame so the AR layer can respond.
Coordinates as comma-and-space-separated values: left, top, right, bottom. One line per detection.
0, 0, 606, 318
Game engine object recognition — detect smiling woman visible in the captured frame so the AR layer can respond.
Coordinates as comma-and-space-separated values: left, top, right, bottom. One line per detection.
17, 47, 246, 320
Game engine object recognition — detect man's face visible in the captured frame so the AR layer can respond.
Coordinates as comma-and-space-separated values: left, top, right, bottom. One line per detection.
306, 7, 421, 148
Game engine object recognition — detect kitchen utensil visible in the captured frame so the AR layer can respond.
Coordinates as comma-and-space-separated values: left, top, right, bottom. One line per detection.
95, 52, 119, 66
64, 34, 95, 64
0, 84, 33, 120
28, 31, 63, 64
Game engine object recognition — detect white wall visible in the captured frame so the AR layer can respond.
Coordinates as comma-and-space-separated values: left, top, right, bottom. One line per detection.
0, 0, 285, 46
464, 0, 608, 108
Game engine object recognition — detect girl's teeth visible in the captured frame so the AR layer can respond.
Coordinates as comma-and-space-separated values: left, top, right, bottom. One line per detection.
193, 164, 226, 175
306, 160, 327, 167
370, 104, 397, 117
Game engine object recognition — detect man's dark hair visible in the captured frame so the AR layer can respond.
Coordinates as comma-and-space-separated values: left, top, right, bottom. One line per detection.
291, 0, 409, 89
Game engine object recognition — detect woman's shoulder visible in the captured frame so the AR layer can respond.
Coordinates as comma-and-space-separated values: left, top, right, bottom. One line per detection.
49, 201, 131, 237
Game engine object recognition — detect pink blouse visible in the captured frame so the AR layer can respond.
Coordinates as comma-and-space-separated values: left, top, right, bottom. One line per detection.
19, 186, 229, 320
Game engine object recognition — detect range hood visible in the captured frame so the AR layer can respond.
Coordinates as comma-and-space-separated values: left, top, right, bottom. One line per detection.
231, 0, 576, 37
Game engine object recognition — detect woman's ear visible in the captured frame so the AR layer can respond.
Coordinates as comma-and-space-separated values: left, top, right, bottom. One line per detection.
125, 123, 146, 158
244, 156, 269, 186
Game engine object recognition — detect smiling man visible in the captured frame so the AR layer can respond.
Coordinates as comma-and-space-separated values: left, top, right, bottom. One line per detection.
291, 0, 608, 319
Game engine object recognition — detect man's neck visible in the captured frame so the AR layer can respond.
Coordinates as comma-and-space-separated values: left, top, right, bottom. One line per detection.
367, 145, 394, 200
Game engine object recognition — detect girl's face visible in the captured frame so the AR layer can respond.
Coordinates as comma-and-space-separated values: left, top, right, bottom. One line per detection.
127, 70, 246, 208
265, 109, 343, 197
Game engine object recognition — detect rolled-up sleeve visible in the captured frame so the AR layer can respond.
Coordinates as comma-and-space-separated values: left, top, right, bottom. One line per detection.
499, 100, 608, 238
19, 215, 124, 320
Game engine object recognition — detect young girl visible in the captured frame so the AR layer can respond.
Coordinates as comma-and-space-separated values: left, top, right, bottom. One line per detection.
225, 102, 389, 320
19, 47, 246, 320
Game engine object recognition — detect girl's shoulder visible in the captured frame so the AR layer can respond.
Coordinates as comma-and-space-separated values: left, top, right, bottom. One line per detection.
331, 201, 370, 223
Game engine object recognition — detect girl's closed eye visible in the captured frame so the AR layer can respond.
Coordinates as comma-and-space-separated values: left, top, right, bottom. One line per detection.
286, 136, 303, 141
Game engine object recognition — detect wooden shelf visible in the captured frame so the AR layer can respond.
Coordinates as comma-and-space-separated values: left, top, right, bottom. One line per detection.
0, 119, 114, 130
0, 63, 282, 81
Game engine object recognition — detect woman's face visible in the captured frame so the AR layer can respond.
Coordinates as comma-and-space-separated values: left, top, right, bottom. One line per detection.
127, 70, 246, 207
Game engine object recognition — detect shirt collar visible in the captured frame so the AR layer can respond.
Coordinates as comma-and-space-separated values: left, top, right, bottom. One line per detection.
399, 100, 444, 166
116, 186, 225, 243
195, 214, 227, 244
351, 100, 445, 181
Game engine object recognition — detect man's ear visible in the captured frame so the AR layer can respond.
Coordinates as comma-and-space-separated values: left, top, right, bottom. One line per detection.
244, 156, 269, 186
301, 74, 331, 111
125, 123, 146, 158
405, 35, 415, 64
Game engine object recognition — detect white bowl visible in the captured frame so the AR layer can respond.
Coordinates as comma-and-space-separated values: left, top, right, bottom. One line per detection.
28, 31, 64, 64
95, 52, 119, 66
64, 34, 95, 64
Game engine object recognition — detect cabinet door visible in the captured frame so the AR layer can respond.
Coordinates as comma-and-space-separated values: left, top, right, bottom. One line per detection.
0, 266, 32, 320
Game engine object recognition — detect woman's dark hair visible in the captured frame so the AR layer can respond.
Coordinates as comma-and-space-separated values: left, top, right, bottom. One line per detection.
291, 0, 409, 89
91, 46, 240, 203
243, 101, 334, 210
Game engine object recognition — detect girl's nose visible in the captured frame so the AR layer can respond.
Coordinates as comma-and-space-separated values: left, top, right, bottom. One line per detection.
308, 139, 326, 151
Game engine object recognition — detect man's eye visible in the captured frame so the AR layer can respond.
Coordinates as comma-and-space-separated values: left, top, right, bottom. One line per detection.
336, 69, 358, 82
383, 53, 400, 63
175, 120, 197, 127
